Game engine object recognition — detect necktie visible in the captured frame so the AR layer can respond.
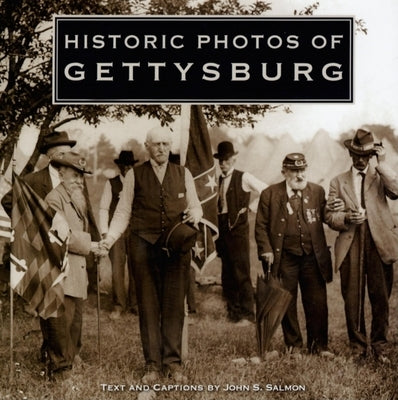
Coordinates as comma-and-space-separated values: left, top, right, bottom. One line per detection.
359, 172, 366, 209
290, 190, 300, 212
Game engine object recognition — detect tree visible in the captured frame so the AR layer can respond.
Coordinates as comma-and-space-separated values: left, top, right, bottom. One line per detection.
0, 0, 319, 175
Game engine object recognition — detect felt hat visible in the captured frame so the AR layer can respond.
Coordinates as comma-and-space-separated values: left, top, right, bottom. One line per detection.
344, 129, 376, 156
40, 131, 76, 154
282, 153, 308, 170
50, 151, 92, 174
213, 141, 238, 160
114, 150, 138, 165
161, 221, 198, 257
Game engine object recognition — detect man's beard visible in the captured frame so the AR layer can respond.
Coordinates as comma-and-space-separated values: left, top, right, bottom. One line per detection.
70, 187, 87, 215
288, 178, 307, 191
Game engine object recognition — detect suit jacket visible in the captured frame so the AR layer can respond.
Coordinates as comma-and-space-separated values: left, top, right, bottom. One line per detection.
255, 181, 332, 282
45, 184, 92, 299
325, 163, 398, 270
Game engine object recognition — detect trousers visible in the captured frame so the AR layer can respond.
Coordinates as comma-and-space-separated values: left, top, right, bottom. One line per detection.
129, 233, 190, 370
216, 215, 254, 322
109, 232, 137, 312
279, 251, 329, 352
340, 221, 393, 354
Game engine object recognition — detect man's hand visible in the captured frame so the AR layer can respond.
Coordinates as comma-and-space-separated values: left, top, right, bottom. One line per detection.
260, 252, 274, 266
345, 209, 366, 225
374, 144, 386, 163
182, 208, 202, 225
326, 197, 345, 212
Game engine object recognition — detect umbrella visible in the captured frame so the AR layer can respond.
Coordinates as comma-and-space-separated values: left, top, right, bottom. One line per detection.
256, 262, 292, 358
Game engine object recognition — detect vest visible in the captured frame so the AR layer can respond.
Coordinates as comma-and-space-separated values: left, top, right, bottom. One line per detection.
225, 170, 250, 230
109, 175, 123, 220
131, 161, 187, 244
284, 194, 313, 255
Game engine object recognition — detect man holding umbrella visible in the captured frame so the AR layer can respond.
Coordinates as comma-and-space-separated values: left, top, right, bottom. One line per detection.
325, 129, 398, 363
255, 153, 334, 357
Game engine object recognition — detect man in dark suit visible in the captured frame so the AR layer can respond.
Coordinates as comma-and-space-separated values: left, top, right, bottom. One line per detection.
255, 153, 334, 356
214, 141, 267, 326
101, 127, 202, 384
99, 150, 138, 320
325, 129, 398, 363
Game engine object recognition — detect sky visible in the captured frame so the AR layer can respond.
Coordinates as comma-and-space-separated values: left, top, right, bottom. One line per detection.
18, 0, 398, 155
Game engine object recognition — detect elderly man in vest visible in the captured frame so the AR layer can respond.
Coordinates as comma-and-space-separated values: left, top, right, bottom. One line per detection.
255, 153, 334, 357
99, 150, 138, 320
214, 141, 267, 326
325, 129, 398, 364
100, 127, 202, 384
45, 152, 101, 380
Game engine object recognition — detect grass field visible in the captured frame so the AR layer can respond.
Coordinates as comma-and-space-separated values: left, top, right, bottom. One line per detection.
0, 209, 397, 400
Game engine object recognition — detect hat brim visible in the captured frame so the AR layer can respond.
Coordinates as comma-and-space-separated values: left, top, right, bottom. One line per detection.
213, 151, 238, 160
343, 140, 375, 156
50, 159, 92, 174
40, 140, 77, 154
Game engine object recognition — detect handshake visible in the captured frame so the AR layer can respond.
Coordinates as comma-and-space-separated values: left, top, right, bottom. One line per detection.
90, 235, 114, 257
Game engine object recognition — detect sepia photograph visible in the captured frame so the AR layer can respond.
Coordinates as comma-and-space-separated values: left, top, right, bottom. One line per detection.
0, 0, 397, 399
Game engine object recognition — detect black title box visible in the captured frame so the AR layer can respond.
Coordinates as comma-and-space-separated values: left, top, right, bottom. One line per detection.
53, 16, 353, 104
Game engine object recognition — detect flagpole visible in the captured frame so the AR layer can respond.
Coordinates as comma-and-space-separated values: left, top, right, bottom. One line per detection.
9, 144, 17, 385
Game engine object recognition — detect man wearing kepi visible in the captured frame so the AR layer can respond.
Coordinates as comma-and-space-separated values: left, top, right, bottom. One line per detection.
99, 150, 138, 320
255, 153, 334, 356
214, 141, 267, 326
325, 129, 398, 364
100, 127, 202, 384
45, 152, 101, 379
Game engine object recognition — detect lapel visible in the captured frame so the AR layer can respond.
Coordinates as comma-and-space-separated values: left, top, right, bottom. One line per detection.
340, 170, 359, 208
364, 165, 377, 194
276, 181, 288, 218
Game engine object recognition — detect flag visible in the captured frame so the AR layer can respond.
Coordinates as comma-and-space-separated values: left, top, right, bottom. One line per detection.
10, 173, 69, 319
183, 105, 219, 272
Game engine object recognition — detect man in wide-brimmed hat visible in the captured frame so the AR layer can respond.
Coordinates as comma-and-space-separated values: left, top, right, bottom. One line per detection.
325, 128, 398, 364
100, 127, 202, 384
214, 141, 267, 327
44, 151, 102, 380
255, 153, 334, 357
99, 150, 139, 320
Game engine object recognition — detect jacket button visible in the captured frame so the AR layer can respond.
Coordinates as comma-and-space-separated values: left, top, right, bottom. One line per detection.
81, 266, 84, 269
281, 218, 285, 222
276, 248, 280, 252
278, 233, 282, 237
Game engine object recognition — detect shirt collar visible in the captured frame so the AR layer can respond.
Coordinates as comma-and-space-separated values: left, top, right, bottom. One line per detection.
286, 182, 302, 198
221, 167, 234, 179
150, 158, 168, 170
351, 165, 369, 176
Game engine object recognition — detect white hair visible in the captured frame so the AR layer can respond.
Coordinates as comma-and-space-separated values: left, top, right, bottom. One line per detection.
145, 126, 173, 144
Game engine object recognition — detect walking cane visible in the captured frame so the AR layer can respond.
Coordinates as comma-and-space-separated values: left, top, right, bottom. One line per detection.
357, 222, 365, 332
95, 254, 101, 365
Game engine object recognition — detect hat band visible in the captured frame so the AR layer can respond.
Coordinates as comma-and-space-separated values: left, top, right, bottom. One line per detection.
350, 140, 374, 152
283, 160, 307, 168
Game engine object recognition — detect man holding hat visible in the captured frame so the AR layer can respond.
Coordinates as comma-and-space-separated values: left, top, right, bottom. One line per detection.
99, 150, 138, 320
255, 153, 334, 356
100, 127, 202, 384
44, 151, 102, 379
325, 129, 398, 363
214, 141, 267, 326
